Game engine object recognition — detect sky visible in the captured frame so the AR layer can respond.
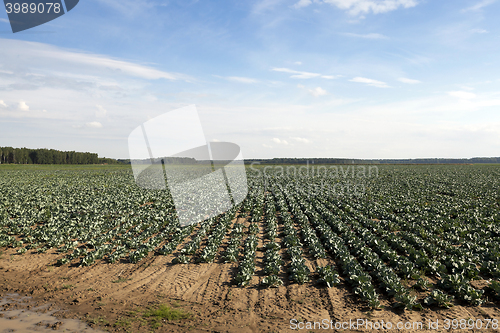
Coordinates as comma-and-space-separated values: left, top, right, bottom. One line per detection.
1, 0, 500, 159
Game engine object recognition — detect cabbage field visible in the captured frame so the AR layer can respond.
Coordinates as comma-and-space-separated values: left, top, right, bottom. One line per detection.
1, 164, 500, 311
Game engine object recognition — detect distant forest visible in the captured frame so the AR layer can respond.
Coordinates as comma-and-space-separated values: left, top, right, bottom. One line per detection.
245, 157, 500, 165
0, 147, 120, 165
124, 156, 500, 165
1, 146, 499, 165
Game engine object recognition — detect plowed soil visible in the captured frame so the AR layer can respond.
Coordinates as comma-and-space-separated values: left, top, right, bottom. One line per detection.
1, 219, 500, 333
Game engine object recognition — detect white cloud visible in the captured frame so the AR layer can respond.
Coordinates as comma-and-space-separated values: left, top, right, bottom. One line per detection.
57, 53, 187, 81
350, 77, 389, 88
272, 137, 289, 144
294, 61, 302, 65
262, 143, 273, 148
0, 38, 191, 81
340, 32, 389, 39
292, 137, 311, 143
272, 67, 337, 79
273, 67, 319, 79
398, 77, 421, 84
448, 91, 477, 99
213, 75, 259, 83
298, 84, 328, 97
18, 101, 29, 111
0, 18, 9, 23
86, 121, 103, 128
226, 76, 259, 84
470, 28, 488, 34
293, 0, 312, 9
95, 105, 107, 117
321, 0, 418, 15
462, 0, 496, 12
200, 96, 500, 159
310, 87, 327, 97
0, 100, 7, 107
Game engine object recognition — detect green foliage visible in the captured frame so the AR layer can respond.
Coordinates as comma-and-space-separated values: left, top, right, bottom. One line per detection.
113, 317, 132, 328
261, 275, 283, 287
485, 280, 500, 299
424, 290, 454, 308
439, 274, 484, 306
1, 164, 498, 310
317, 265, 340, 288
143, 304, 192, 329
413, 277, 432, 291
235, 234, 258, 286
0, 146, 113, 165
222, 222, 245, 263
394, 292, 423, 310
172, 254, 190, 264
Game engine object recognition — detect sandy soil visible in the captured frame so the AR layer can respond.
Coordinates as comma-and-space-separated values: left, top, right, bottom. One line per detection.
1, 219, 500, 333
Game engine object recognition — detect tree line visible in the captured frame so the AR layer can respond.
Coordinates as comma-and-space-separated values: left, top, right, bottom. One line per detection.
245, 157, 500, 165
0, 147, 120, 165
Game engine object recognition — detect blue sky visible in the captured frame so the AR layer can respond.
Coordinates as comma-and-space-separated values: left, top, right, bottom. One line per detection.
1, 0, 500, 159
